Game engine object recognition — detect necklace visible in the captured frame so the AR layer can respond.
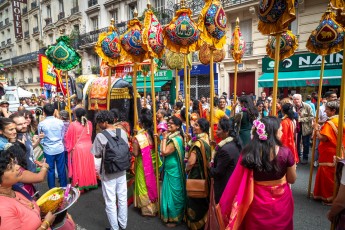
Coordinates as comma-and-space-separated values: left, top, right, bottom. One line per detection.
215, 137, 234, 151
168, 131, 180, 140
0, 190, 35, 210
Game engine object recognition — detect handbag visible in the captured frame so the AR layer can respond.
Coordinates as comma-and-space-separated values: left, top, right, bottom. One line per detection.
205, 178, 220, 230
186, 140, 209, 198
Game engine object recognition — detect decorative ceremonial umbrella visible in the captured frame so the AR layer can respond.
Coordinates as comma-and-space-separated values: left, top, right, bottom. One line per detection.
266, 30, 298, 61
163, 0, 200, 135
120, 8, 149, 131
45, 30, 82, 121
95, 19, 122, 110
257, 0, 297, 116
197, 0, 227, 146
305, 7, 345, 210
142, 0, 165, 213
230, 18, 246, 106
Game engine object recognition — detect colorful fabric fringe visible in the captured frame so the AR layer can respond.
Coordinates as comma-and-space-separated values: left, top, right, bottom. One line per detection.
258, 0, 297, 35
198, 0, 227, 50
45, 36, 81, 71
163, 8, 200, 54
165, 49, 192, 70
142, 9, 164, 58
266, 30, 298, 61
306, 10, 344, 55
120, 18, 149, 63
95, 23, 121, 67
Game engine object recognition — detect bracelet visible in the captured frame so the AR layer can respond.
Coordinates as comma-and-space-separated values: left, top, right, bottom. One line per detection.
43, 220, 50, 227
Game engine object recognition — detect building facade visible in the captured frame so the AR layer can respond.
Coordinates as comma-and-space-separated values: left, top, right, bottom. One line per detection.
0, 0, 332, 99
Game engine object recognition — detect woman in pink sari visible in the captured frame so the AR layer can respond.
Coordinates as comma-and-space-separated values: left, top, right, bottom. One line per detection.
65, 108, 98, 192
132, 108, 161, 216
216, 116, 297, 230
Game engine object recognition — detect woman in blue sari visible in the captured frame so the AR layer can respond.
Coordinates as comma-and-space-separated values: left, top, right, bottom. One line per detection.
160, 116, 186, 227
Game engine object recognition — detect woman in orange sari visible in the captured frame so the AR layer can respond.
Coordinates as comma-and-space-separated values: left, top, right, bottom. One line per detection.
217, 116, 296, 229
281, 103, 299, 163
313, 101, 345, 203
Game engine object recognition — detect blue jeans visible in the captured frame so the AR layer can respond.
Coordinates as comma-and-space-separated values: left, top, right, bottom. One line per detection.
297, 132, 311, 161
44, 152, 67, 189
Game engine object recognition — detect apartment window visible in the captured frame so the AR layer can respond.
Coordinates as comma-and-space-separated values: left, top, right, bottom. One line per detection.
73, 0, 78, 8
91, 16, 98, 30
46, 5, 51, 18
288, 12, 298, 36
155, 0, 164, 12
59, 0, 64, 13
128, 2, 137, 19
34, 15, 38, 27
25, 19, 29, 32
93, 55, 99, 66
49, 34, 54, 44
111, 9, 118, 24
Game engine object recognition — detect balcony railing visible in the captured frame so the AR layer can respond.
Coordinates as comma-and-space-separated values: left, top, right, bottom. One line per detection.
6, 38, 11, 45
4, 18, 9, 25
28, 78, 33, 83
10, 80, 15, 86
172, 0, 256, 13
1, 41, 5, 47
22, 7, 27, 14
0, 0, 6, 5
33, 26, 39, 34
228, 42, 254, 58
58, 12, 65, 20
45, 17, 52, 26
31, 1, 38, 10
36, 77, 40, 82
71, 6, 79, 14
24, 31, 29, 38
0, 21, 3, 27
78, 22, 127, 48
88, 0, 98, 7
12, 51, 39, 65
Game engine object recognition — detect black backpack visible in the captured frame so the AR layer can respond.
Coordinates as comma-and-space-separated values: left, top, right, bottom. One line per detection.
100, 129, 131, 174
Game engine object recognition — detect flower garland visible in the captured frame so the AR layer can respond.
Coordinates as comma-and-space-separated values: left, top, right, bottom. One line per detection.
252, 120, 268, 141
168, 131, 180, 140
185, 133, 208, 152
242, 107, 247, 112
215, 136, 234, 151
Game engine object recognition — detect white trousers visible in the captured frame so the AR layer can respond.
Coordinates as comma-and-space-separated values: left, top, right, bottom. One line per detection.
101, 173, 128, 230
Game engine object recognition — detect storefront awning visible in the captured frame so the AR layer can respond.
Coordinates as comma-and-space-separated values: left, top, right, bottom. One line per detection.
136, 81, 169, 93
258, 69, 342, 87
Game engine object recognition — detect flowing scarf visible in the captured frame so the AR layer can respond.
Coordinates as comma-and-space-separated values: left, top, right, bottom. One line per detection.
216, 155, 254, 230
136, 131, 158, 202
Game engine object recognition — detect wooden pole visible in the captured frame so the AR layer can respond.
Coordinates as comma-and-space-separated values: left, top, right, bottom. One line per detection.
107, 66, 112, 110
184, 54, 190, 135
144, 71, 147, 99
307, 55, 325, 198
187, 64, 191, 110
233, 62, 238, 108
65, 72, 72, 122
271, 34, 281, 116
175, 68, 179, 103
150, 58, 160, 214
210, 50, 215, 141
133, 64, 139, 133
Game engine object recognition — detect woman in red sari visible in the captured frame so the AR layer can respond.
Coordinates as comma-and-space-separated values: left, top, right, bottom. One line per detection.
281, 103, 299, 163
65, 108, 98, 192
313, 101, 345, 203
217, 116, 297, 230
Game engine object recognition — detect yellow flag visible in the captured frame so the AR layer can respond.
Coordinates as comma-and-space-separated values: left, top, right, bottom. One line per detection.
39, 54, 57, 87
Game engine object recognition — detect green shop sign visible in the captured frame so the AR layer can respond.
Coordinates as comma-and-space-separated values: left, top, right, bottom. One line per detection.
262, 52, 343, 73
123, 69, 173, 82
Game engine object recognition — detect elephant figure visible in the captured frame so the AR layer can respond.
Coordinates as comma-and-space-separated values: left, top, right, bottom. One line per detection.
75, 75, 141, 139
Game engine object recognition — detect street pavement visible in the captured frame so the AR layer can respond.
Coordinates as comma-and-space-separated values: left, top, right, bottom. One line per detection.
38, 163, 331, 230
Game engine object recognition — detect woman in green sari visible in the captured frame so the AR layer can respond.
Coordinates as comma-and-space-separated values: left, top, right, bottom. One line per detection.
132, 109, 161, 216
160, 116, 186, 227
185, 118, 211, 229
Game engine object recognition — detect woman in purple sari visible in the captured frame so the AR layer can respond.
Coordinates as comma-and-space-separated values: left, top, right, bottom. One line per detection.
132, 109, 161, 216
217, 116, 297, 230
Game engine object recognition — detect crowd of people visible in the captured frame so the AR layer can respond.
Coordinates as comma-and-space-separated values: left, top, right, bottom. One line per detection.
0, 89, 344, 230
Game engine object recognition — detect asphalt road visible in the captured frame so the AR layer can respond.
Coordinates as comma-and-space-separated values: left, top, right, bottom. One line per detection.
38, 163, 331, 230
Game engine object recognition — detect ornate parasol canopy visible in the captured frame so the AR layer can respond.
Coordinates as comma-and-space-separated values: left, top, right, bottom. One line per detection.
266, 30, 298, 61
230, 18, 246, 64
